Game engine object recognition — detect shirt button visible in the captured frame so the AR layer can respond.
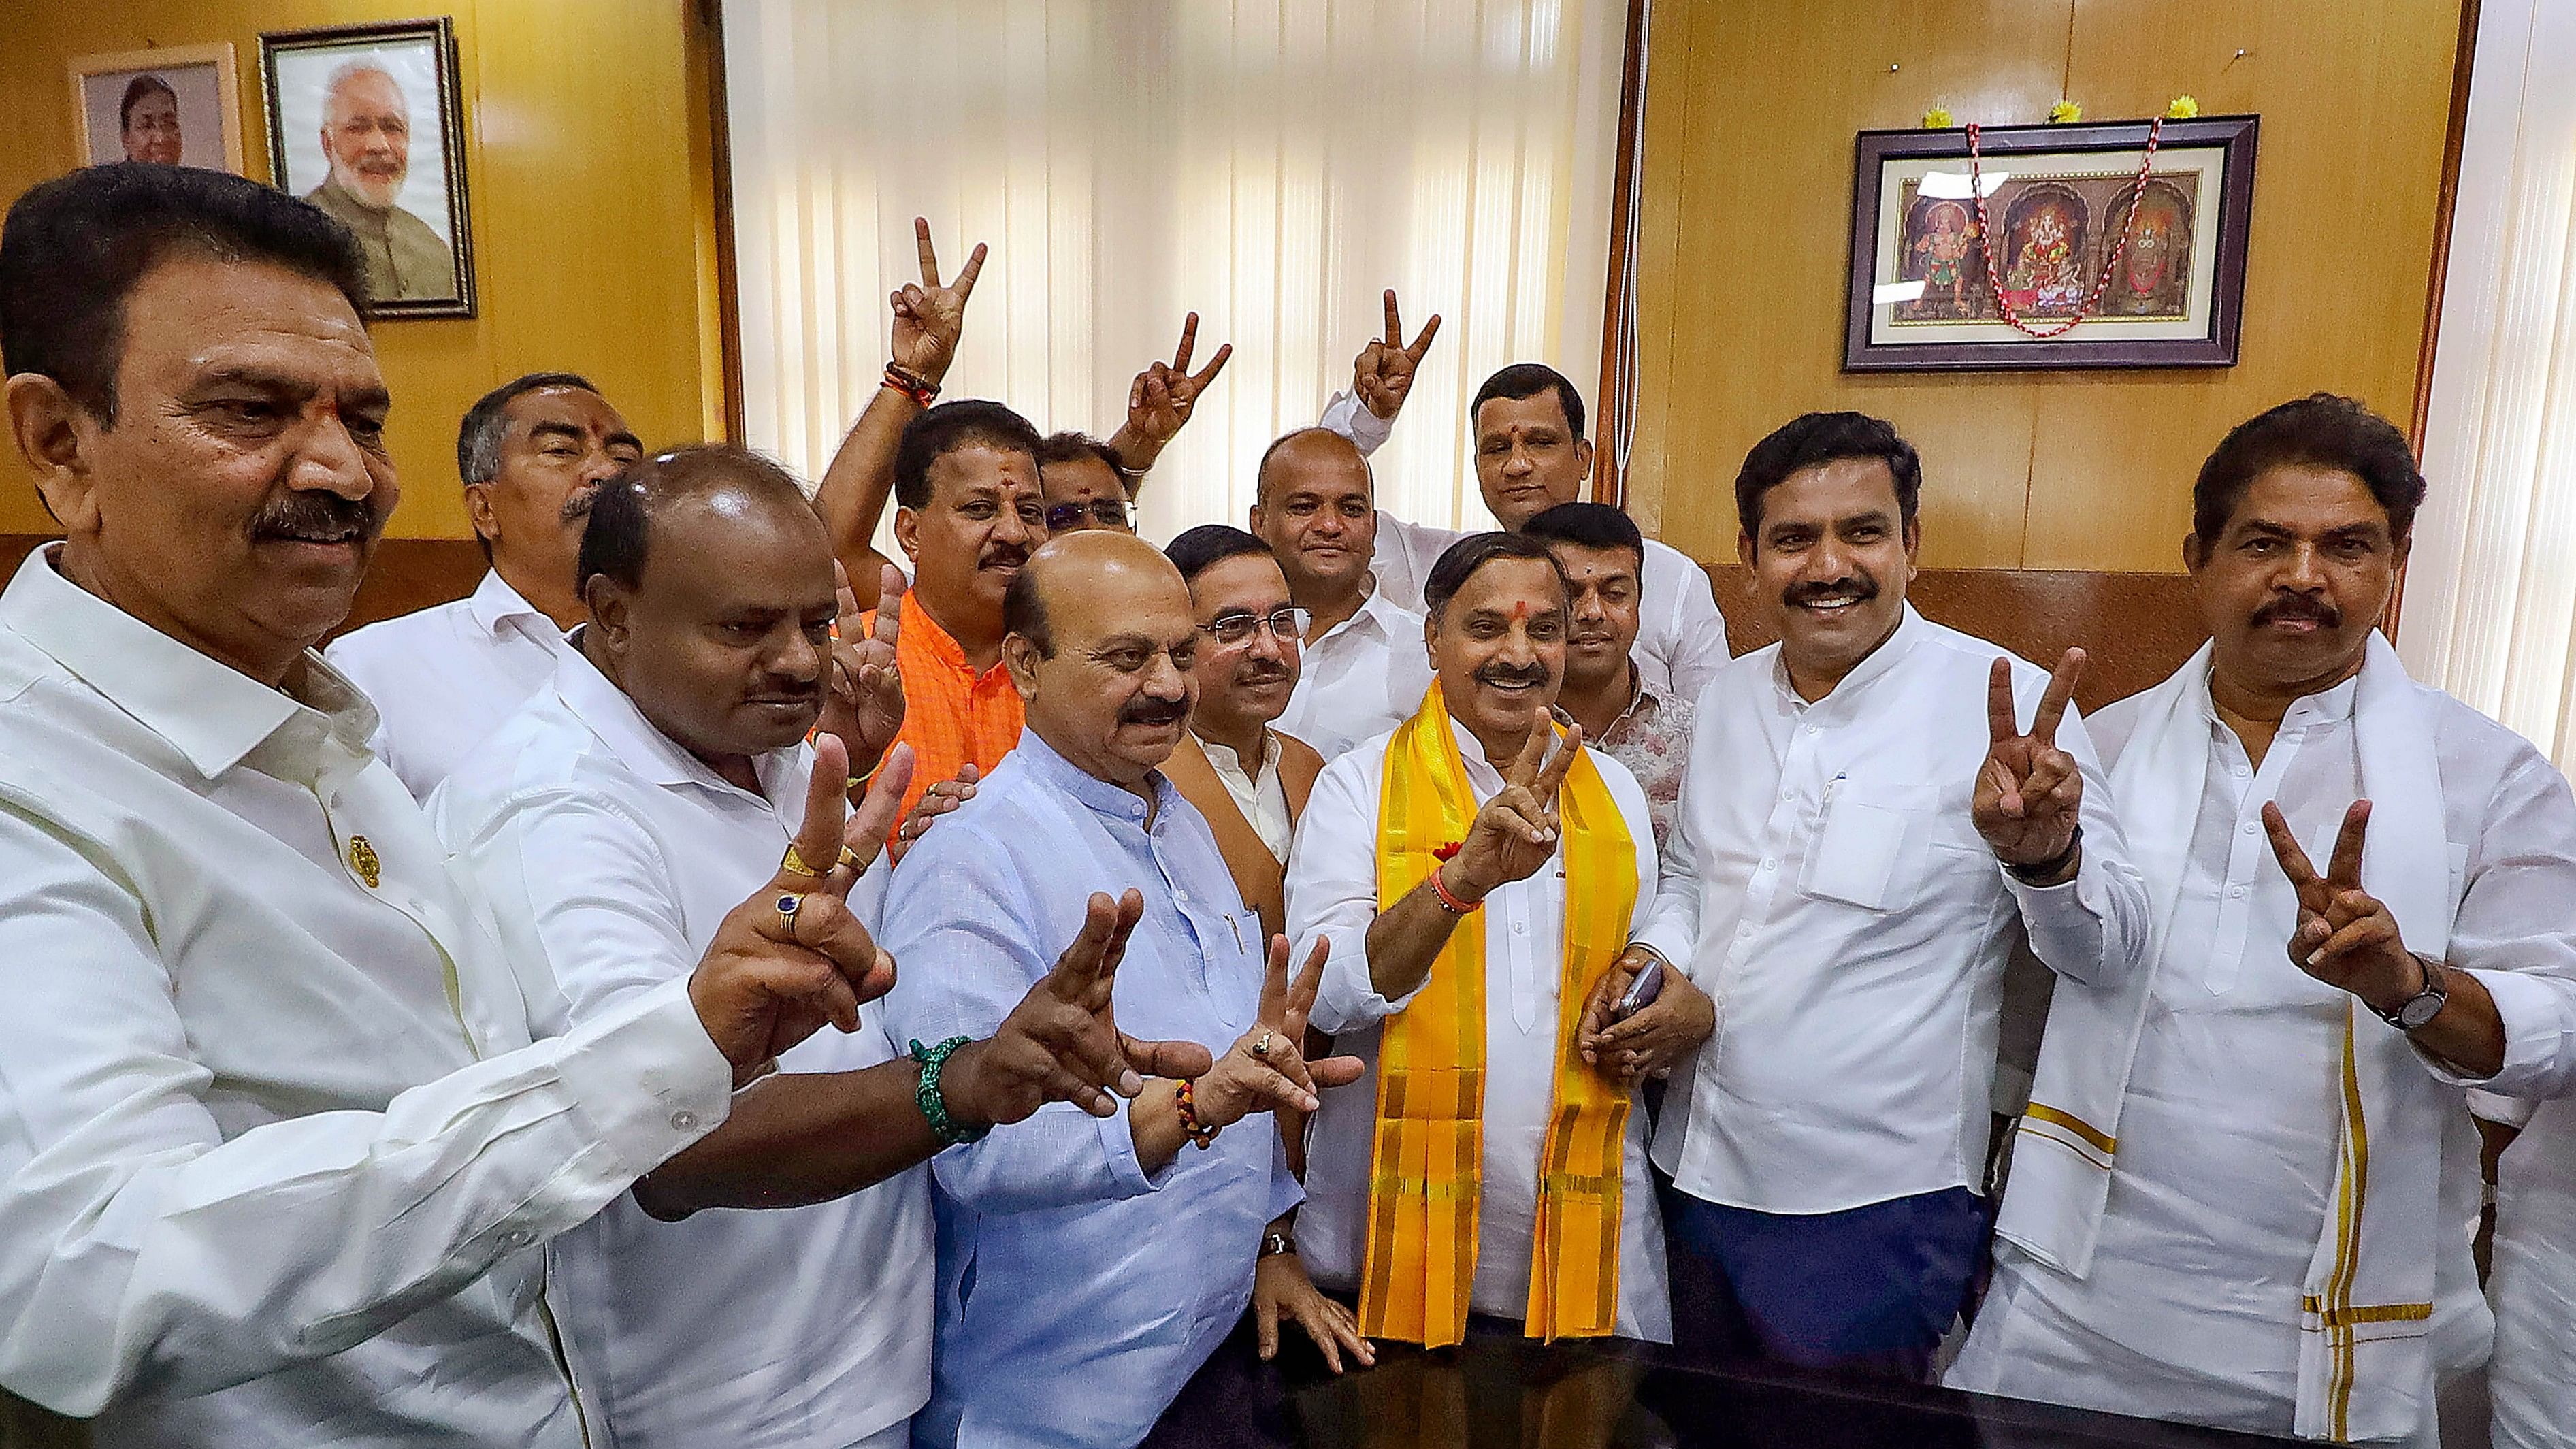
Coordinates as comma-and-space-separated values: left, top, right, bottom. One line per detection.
1759, 858, 1776, 873
671, 1109, 701, 1132
500, 1228, 534, 1250
2229, 885, 2247, 899
2242, 821, 2259, 835
1735, 924, 1754, 939
1512, 922, 1527, 935
1801, 726, 1820, 738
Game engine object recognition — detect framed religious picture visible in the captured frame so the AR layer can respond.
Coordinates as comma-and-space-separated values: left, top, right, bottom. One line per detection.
259, 17, 475, 318
69, 44, 247, 174
1843, 115, 2257, 371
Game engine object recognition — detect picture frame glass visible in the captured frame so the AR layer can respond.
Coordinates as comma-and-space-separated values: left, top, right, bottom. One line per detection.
267, 37, 457, 254
80, 63, 231, 170
1866, 143, 2230, 348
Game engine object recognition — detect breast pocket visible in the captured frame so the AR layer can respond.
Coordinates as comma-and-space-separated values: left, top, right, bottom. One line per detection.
1799, 794, 1919, 912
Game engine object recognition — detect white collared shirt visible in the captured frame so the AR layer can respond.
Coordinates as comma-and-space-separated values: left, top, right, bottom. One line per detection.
428, 649, 928, 1449
1953, 670, 2576, 1434
1275, 589, 1437, 761
1633, 606, 2151, 1216
0, 549, 732, 1446
326, 568, 575, 799
1198, 729, 1293, 863
1286, 716, 1672, 1340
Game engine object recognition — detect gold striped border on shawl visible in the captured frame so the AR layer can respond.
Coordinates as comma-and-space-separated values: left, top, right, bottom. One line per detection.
2021, 1102, 2117, 1166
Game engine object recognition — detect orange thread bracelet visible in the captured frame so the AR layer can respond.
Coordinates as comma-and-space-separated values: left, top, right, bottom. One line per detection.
1175, 1079, 1220, 1150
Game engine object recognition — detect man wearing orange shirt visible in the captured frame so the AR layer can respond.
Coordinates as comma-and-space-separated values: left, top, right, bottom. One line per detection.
871, 400, 1049, 830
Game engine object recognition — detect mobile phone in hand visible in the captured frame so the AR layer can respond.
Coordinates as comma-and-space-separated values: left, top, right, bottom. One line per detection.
1610, 958, 1665, 1023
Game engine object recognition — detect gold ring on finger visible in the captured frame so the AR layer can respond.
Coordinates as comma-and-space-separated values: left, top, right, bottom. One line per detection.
773, 892, 805, 935
780, 843, 826, 877
1252, 1030, 1273, 1059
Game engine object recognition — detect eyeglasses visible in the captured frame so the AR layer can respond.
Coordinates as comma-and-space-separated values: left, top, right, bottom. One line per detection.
1200, 607, 1312, 647
1044, 498, 1137, 532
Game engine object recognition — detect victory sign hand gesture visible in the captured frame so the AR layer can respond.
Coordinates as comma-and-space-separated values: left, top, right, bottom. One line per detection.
890, 216, 986, 387
1352, 289, 1441, 422
1437, 711, 1582, 907
2260, 800, 2426, 1009
819, 561, 907, 783
1973, 649, 2087, 876
1124, 312, 1234, 456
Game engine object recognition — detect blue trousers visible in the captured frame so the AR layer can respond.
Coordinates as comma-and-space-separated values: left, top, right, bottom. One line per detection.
1665, 1184, 1991, 1382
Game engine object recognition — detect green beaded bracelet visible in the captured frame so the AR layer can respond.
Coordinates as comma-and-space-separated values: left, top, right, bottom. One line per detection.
910, 1036, 991, 1146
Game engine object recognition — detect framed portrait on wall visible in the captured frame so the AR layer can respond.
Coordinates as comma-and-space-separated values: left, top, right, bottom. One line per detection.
1844, 115, 2257, 371
259, 16, 475, 319
69, 44, 246, 174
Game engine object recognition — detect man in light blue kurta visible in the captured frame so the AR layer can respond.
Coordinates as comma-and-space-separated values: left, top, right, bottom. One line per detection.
877, 532, 1350, 1448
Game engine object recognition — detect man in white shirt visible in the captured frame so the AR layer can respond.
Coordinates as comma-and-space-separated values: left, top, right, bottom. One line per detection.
1289, 531, 1708, 1346
0, 160, 962, 1447
1949, 395, 2576, 1445
1625, 411, 2152, 1380
2486, 1094, 2576, 1449
325, 372, 641, 796
1250, 427, 1435, 760
432, 447, 1211, 1448
1315, 297, 1729, 704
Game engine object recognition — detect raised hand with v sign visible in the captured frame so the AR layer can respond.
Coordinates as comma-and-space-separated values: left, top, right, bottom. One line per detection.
689, 735, 911, 1086
1352, 289, 1442, 423
818, 560, 907, 787
2259, 800, 2424, 1008
1439, 709, 1584, 907
1114, 312, 1233, 468
1972, 649, 2087, 879
890, 216, 985, 387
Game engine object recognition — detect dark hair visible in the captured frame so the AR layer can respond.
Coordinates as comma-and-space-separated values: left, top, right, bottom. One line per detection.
2192, 393, 2427, 546
1036, 430, 1126, 476
1520, 501, 1645, 581
1002, 563, 1053, 660
0, 163, 370, 423
1733, 411, 1923, 534
1166, 524, 1274, 584
893, 399, 1043, 510
1422, 530, 1569, 623
577, 443, 811, 596
1254, 426, 1369, 509
119, 75, 178, 134
1471, 363, 1586, 441
459, 372, 601, 485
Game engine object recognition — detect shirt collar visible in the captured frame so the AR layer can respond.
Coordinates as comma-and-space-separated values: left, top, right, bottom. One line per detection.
549, 640, 804, 807
1195, 728, 1281, 784
1013, 726, 1181, 827
0, 544, 378, 780
2197, 657, 2362, 730
466, 568, 553, 637
1768, 602, 1929, 719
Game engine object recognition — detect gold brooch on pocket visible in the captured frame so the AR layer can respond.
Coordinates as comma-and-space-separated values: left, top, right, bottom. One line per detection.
348, 835, 382, 890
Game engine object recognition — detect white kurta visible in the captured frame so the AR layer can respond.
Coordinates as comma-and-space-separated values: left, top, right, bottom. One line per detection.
0, 548, 732, 1446
2488, 1096, 2576, 1449
1632, 607, 2149, 1216
1950, 672, 2576, 1442
1274, 589, 1435, 761
327, 568, 574, 799
429, 649, 930, 1448
1286, 717, 1672, 1341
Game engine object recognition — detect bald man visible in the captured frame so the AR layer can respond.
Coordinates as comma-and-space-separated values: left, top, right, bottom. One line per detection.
1250, 428, 1434, 760
301, 61, 454, 301
875, 532, 1364, 1448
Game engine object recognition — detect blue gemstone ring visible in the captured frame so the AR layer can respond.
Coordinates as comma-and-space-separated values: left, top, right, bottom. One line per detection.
774, 892, 804, 935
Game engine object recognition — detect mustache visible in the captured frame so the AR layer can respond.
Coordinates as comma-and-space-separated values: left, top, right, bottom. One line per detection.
1783, 575, 1878, 608
1473, 662, 1553, 690
979, 542, 1031, 572
1120, 695, 1189, 728
2251, 593, 2342, 628
561, 484, 602, 524
1233, 660, 1293, 688
250, 490, 382, 544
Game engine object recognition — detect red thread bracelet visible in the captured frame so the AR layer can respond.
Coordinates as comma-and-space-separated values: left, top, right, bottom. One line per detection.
1175, 1079, 1220, 1149
1429, 865, 1481, 915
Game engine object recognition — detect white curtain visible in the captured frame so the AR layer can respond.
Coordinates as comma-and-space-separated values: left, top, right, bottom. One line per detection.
2401, 0, 2576, 768
721, 0, 1625, 547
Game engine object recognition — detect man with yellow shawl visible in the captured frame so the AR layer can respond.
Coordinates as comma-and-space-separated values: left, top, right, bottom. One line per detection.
1284, 532, 1712, 1346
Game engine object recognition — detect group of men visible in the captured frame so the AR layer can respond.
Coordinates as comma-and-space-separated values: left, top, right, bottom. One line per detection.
1, 159, 2573, 1449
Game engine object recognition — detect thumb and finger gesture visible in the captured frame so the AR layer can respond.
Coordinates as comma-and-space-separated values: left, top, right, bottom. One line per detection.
1973, 649, 2085, 866
1459, 712, 1581, 894
1353, 289, 1441, 421
968, 889, 1216, 1124
1200, 937, 1363, 1128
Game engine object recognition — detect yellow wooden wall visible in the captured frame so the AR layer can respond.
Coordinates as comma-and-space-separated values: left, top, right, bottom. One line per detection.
1624, 0, 2466, 572
0, 0, 731, 540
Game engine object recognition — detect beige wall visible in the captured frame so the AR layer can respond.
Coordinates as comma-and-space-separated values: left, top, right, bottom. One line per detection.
1623, 0, 2465, 572
0, 0, 732, 540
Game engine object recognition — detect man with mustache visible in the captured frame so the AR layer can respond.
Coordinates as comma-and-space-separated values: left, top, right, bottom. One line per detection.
1314, 294, 1731, 704
118, 75, 184, 165
1524, 501, 1699, 853
300, 61, 453, 303
431, 447, 1209, 1448
876, 530, 1363, 1447
1623, 411, 2151, 1380
1287, 531, 1699, 1349
1250, 427, 1435, 760
1949, 396, 2576, 1445
326, 372, 642, 796
0, 161, 933, 1445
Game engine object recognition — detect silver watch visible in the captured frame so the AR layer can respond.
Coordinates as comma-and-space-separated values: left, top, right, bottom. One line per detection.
2371, 956, 2449, 1032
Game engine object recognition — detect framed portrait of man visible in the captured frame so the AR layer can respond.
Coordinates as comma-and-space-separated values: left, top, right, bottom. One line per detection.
69, 44, 246, 174
259, 17, 476, 319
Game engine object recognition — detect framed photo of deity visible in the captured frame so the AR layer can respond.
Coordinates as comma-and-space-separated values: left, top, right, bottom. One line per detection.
1843, 115, 2257, 371
258, 17, 476, 319
69, 44, 247, 175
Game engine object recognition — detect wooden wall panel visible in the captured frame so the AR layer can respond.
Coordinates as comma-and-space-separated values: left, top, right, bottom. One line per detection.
0, 0, 730, 541
1627, 0, 2465, 575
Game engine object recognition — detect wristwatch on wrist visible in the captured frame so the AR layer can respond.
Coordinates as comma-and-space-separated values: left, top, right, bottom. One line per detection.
2004, 825, 2083, 886
1259, 1229, 1297, 1258
2370, 956, 2449, 1032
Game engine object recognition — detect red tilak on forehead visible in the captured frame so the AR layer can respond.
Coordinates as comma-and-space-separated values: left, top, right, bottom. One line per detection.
1510, 600, 1531, 621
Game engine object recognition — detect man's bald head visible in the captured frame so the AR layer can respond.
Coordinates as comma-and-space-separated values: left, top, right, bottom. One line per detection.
1249, 428, 1378, 603
1255, 427, 1371, 512
1002, 530, 1200, 788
